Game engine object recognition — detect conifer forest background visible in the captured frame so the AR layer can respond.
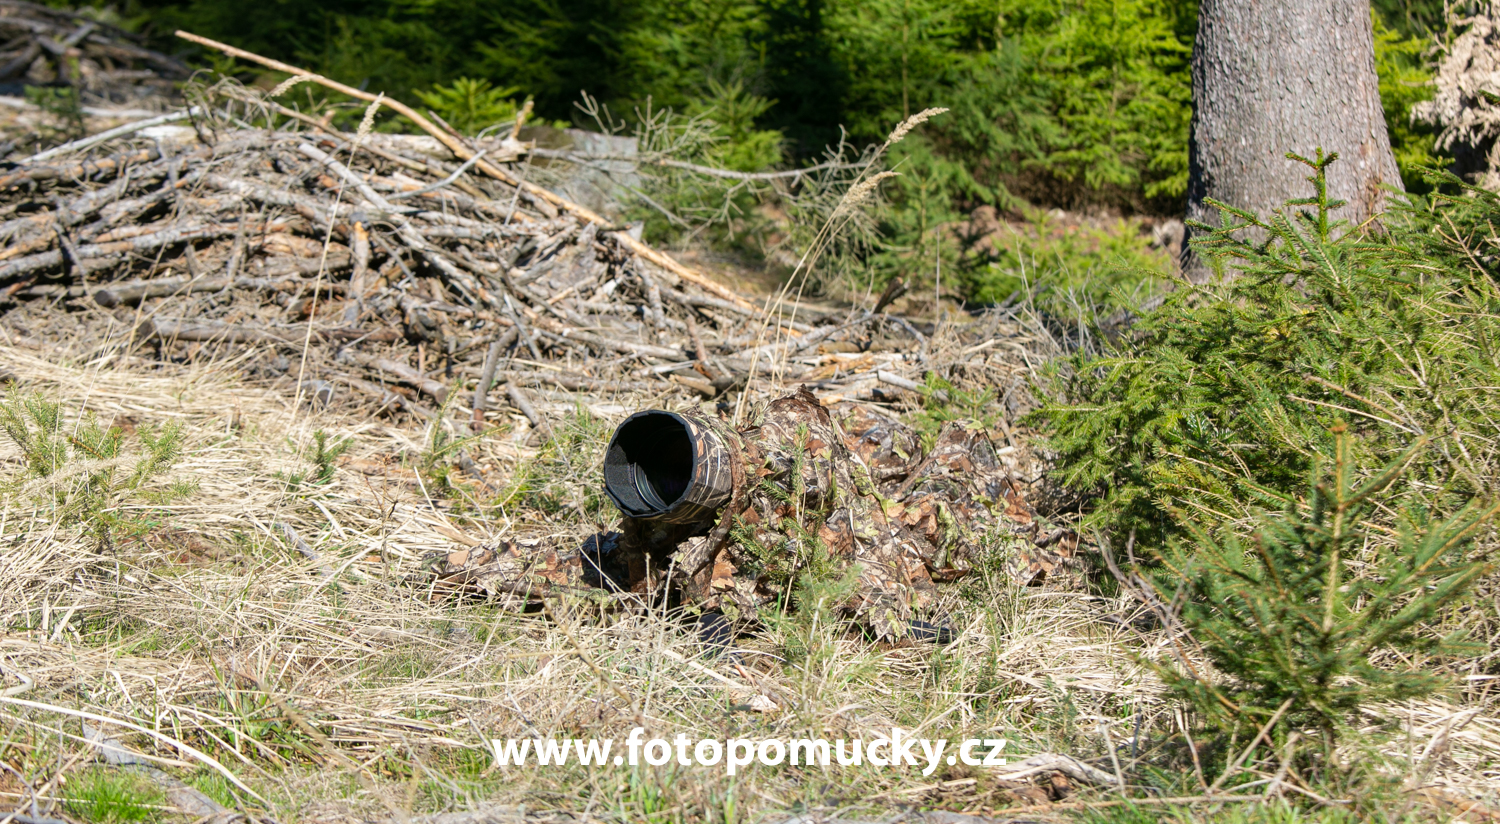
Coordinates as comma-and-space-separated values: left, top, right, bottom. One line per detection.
106, 0, 1446, 304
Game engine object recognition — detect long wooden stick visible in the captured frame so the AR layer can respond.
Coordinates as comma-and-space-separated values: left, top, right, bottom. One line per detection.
21, 107, 201, 165
174, 30, 759, 313
95, 272, 346, 307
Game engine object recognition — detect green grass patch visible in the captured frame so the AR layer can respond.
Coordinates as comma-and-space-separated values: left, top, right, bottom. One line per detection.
66, 769, 166, 824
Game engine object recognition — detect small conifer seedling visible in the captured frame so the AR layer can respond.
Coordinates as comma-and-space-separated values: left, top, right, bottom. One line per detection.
1150, 426, 1497, 747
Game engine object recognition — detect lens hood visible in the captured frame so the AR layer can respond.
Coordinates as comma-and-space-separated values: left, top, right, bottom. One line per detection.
603, 410, 734, 524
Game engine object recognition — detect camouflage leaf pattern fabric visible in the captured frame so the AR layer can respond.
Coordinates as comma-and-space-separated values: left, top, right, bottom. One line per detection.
426, 388, 1076, 639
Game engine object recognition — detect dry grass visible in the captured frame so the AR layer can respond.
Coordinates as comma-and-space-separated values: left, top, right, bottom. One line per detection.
0, 341, 1495, 824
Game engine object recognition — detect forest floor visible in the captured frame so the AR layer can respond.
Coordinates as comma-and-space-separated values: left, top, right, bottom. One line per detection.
0, 306, 1497, 824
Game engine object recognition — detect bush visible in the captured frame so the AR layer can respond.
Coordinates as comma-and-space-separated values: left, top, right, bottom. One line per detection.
0, 392, 185, 551
1033, 150, 1500, 767
1034, 152, 1500, 553
1373, 10, 1444, 191
682, 79, 785, 173
1152, 426, 1496, 742
414, 77, 522, 135
959, 208, 1171, 308
1036, 152, 1500, 761
1000, 0, 1194, 208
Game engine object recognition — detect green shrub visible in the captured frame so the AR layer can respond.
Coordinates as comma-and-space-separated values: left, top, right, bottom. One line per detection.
1374, 0, 1445, 39
412, 386, 486, 504
0, 393, 185, 551
999, 0, 1194, 208
493, 404, 612, 520
1373, 10, 1444, 192
889, 45, 1058, 213
908, 372, 1005, 451
622, 79, 787, 247
272, 428, 352, 490
414, 77, 522, 135
1034, 152, 1500, 552
1152, 426, 1496, 741
960, 208, 1171, 308
1034, 149, 1500, 769
309, 429, 353, 484
683, 79, 785, 173
758, 563, 865, 674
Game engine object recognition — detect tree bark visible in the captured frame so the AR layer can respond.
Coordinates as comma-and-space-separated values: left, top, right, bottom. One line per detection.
1184, 0, 1400, 280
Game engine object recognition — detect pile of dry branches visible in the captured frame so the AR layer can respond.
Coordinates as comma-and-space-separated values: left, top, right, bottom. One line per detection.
0, 122, 937, 425
0, 1, 186, 101
0, 40, 1051, 439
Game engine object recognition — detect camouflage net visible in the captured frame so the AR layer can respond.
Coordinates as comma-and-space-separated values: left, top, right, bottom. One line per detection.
427, 388, 1079, 641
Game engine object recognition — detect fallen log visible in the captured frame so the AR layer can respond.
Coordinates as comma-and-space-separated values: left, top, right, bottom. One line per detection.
1, 219, 295, 283
22, 108, 202, 165
0, 147, 161, 189
334, 372, 433, 419
136, 318, 299, 346
499, 370, 654, 393
876, 370, 950, 402
470, 330, 514, 431
504, 382, 553, 439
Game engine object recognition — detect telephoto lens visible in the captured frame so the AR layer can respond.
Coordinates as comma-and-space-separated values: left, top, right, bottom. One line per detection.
603, 410, 735, 525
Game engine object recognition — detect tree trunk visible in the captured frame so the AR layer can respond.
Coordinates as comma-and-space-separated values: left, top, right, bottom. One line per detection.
1183, 0, 1400, 280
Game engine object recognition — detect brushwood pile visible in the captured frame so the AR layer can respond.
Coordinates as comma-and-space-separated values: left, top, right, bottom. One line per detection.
0, 1, 187, 102
0, 104, 1049, 442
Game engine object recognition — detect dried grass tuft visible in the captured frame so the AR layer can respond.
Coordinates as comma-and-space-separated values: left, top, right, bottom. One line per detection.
268, 74, 321, 99
356, 94, 386, 142
832, 171, 901, 220
883, 107, 949, 149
